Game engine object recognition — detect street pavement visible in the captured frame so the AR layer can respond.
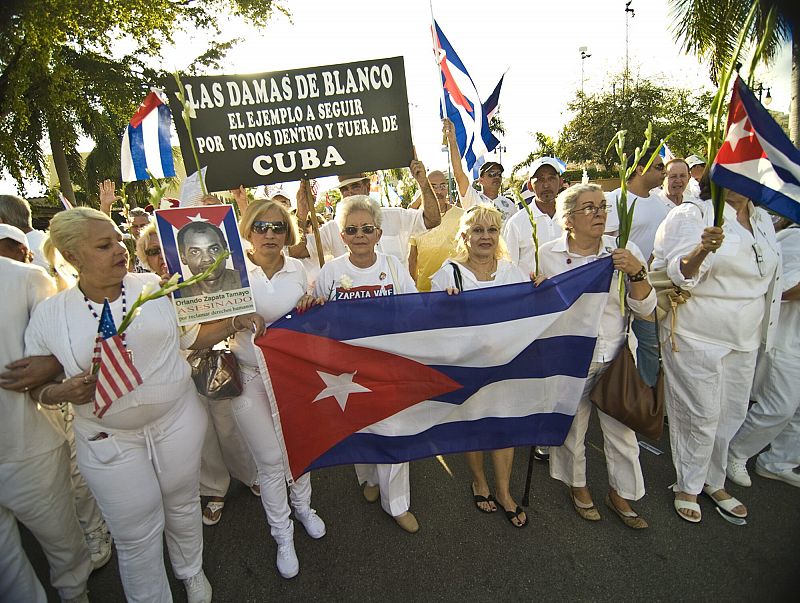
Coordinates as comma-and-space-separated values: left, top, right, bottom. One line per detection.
23, 414, 799, 602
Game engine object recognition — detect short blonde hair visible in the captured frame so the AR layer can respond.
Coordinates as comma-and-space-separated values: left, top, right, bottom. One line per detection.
44, 207, 117, 277
135, 222, 159, 267
238, 199, 299, 246
555, 183, 603, 229
451, 203, 508, 263
336, 195, 383, 230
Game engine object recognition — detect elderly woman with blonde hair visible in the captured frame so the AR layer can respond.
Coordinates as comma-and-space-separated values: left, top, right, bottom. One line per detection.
430, 203, 531, 528
23, 207, 217, 602
538, 183, 656, 529
314, 194, 420, 534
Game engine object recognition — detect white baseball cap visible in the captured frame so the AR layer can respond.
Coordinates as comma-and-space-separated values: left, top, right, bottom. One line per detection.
529, 157, 565, 179
0, 224, 29, 247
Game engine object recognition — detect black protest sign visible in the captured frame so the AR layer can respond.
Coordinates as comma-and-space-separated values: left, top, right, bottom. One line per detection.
165, 57, 414, 192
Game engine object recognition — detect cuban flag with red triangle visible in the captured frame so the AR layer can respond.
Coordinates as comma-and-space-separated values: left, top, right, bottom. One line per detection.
711, 76, 800, 223
255, 258, 614, 481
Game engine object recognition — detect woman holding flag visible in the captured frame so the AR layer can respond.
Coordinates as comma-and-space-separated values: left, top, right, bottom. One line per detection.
314, 195, 420, 534
23, 207, 213, 603
652, 183, 781, 523
539, 184, 655, 529
430, 204, 530, 528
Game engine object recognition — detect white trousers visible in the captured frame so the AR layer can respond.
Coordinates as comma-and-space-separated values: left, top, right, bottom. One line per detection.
0, 444, 91, 602
232, 367, 313, 542
42, 403, 106, 534
73, 389, 207, 603
355, 463, 411, 517
199, 394, 257, 498
729, 348, 800, 473
662, 332, 758, 494
549, 362, 645, 500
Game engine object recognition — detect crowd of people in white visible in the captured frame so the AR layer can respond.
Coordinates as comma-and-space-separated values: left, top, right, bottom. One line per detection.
0, 119, 797, 603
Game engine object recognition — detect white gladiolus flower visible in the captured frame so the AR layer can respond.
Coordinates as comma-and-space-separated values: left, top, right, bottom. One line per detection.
340, 274, 353, 290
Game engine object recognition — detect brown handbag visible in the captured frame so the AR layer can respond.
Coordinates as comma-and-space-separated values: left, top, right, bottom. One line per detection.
187, 345, 243, 400
589, 318, 665, 440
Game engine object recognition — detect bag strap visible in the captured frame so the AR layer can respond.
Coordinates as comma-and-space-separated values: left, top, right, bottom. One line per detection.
450, 262, 464, 292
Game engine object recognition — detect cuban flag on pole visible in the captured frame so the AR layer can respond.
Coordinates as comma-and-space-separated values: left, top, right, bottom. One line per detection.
432, 21, 499, 172
255, 258, 613, 481
659, 143, 675, 163
711, 76, 800, 224
483, 72, 506, 122
121, 91, 177, 183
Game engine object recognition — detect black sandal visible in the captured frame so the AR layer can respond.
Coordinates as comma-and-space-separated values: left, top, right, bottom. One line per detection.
502, 505, 528, 528
470, 484, 497, 513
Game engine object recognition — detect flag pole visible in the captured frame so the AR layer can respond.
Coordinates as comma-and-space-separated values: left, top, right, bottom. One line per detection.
430, 2, 455, 204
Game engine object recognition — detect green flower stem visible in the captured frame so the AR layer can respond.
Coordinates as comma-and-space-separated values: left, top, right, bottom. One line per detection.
512, 188, 539, 277
172, 71, 208, 196
117, 250, 230, 334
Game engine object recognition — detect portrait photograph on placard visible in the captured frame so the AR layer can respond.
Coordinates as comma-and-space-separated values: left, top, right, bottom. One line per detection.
165, 56, 414, 192
154, 204, 255, 325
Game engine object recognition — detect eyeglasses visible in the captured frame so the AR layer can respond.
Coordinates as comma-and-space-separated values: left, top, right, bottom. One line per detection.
342, 225, 377, 235
252, 220, 287, 234
570, 204, 611, 217
482, 170, 502, 178
431, 183, 449, 190
144, 247, 162, 257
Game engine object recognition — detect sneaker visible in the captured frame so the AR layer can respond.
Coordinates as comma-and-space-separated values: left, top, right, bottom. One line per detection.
755, 464, 800, 488
85, 526, 113, 570
276, 538, 299, 579
62, 593, 89, 603
533, 446, 550, 462
726, 458, 752, 487
295, 508, 326, 539
183, 569, 212, 603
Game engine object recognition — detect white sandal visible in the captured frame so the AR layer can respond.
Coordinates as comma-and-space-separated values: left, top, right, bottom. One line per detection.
702, 486, 747, 519
202, 500, 225, 526
673, 497, 701, 523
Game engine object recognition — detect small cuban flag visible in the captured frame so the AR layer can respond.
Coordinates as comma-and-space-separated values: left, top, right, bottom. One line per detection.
92, 300, 142, 418
121, 91, 177, 183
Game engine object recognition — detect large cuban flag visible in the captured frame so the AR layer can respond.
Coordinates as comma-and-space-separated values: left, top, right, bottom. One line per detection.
121, 91, 177, 182
255, 258, 614, 481
711, 76, 800, 224
432, 21, 500, 172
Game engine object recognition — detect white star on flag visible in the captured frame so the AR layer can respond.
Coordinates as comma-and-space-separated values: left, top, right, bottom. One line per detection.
313, 370, 371, 411
725, 117, 754, 153
187, 213, 209, 222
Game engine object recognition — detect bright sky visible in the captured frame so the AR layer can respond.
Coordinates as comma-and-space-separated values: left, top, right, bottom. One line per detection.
2, 0, 792, 197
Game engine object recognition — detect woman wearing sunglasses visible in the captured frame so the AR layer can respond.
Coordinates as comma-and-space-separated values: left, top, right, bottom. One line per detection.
429, 204, 531, 528
538, 184, 655, 529
201, 199, 326, 579
314, 195, 420, 534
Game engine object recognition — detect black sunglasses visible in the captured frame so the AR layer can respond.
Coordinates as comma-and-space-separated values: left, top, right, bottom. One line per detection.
342, 225, 377, 235
252, 220, 287, 234
144, 247, 162, 257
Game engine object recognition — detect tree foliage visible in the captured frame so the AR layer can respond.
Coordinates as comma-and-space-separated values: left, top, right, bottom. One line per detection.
0, 0, 287, 201
556, 75, 713, 169
512, 132, 557, 175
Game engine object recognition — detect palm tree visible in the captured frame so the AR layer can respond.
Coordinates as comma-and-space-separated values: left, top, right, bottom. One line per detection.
669, 0, 799, 144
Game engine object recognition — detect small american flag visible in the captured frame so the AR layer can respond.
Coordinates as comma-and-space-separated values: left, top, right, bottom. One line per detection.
92, 299, 142, 418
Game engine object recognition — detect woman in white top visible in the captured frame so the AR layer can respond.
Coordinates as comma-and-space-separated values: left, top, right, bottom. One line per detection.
200, 200, 327, 579
538, 184, 656, 529
314, 195, 420, 534
651, 183, 780, 523
24, 208, 213, 603
430, 204, 530, 528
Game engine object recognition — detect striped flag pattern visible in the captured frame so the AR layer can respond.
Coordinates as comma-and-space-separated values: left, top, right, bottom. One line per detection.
121, 91, 177, 182
57, 191, 74, 210
92, 300, 142, 418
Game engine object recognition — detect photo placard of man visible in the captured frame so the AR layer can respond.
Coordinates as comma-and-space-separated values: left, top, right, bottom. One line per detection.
176, 221, 243, 297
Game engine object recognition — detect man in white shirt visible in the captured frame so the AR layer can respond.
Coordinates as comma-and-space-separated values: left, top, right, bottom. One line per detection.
606, 147, 667, 387
685, 154, 706, 199
294, 161, 441, 265
443, 119, 518, 222
503, 157, 566, 275
0, 194, 49, 271
0, 244, 92, 603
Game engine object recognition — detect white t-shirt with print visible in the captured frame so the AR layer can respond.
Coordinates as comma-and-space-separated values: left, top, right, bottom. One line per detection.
314, 252, 417, 301
461, 186, 518, 222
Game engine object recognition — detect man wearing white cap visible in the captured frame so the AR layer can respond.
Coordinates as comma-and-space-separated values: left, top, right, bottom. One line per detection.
0, 194, 49, 270
502, 157, 565, 275
295, 161, 441, 267
685, 155, 706, 198
443, 119, 518, 222
0, 223, 93, 603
